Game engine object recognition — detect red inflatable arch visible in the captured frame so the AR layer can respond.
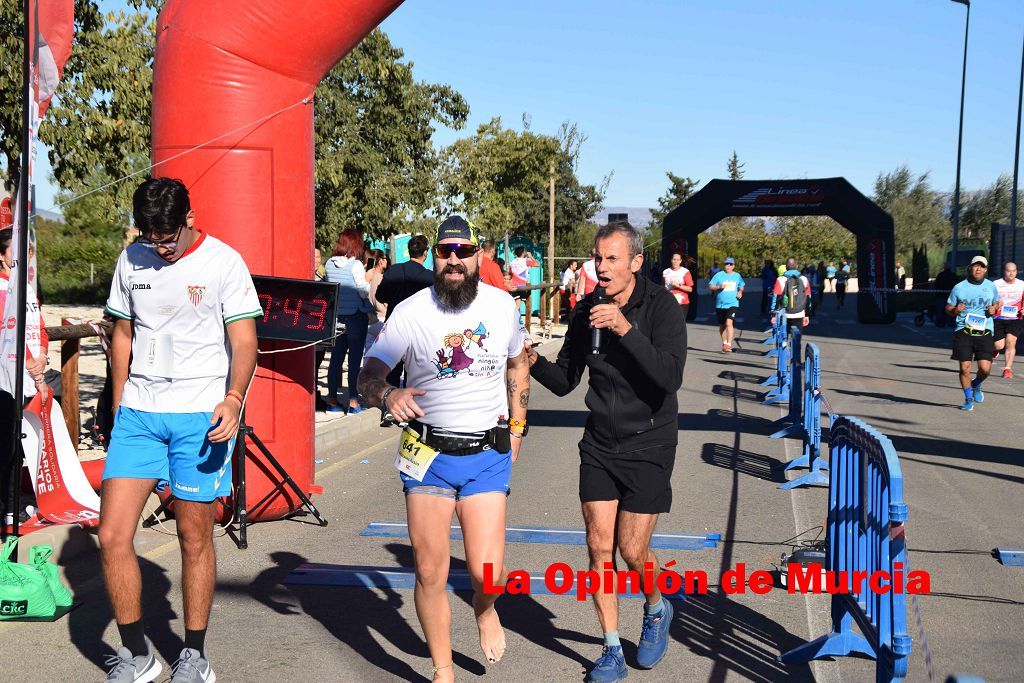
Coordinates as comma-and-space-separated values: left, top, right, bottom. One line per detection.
150, 0, 404, 520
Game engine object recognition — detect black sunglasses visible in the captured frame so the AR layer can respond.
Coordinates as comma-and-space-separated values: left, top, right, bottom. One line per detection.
138, 224, 184, 249
433, 243, 480, 259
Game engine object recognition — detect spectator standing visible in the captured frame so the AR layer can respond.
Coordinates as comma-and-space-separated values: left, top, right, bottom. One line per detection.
759, 260, 777, 315
561, 259, 579, 310
375, 234, 434, 387
325, 228, 372, 414
479, 239, 509, 291
896, 261, 907, 290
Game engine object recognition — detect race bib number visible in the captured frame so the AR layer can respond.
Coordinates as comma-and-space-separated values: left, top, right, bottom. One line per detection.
965, 313, 987, 332
722, 281, 737, 292
393, 428, 440, 482
1000, 304, 1019, 319
135, 332, 174, 376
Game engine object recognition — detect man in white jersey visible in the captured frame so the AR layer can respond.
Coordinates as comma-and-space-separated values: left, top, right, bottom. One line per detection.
992, 261, 1024, 378
100, 178, 261, 683
358, 216, 531, 682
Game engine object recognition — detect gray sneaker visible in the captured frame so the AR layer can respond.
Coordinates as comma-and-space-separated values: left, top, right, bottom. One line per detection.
170, 648, 215, 683
103, 640, 162, 682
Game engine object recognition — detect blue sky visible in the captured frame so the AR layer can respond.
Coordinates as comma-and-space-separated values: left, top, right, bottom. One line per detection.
34, 0, 1024, 213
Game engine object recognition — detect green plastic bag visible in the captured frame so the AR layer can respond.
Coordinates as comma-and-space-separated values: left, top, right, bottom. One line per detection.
0, 537, 56, 620
31, 545, 73, 609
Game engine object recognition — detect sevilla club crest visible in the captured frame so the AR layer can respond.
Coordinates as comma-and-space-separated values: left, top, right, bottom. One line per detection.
186, 285, 206, 307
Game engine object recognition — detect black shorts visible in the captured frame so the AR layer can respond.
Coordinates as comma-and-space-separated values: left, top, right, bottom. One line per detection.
951, 329, 995, 362
716, 307, 738, 325
994, 319, 1023, 342
579, 443, 675, 514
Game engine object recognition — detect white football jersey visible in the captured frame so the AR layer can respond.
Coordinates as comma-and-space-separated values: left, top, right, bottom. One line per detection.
105, 232, 262, 412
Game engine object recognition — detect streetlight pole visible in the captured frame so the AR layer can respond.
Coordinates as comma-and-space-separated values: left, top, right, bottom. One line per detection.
950, 0, 970, 272
1011, 28, 1023, 261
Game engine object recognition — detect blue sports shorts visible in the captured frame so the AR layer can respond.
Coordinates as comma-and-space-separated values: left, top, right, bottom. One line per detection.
103, 407, 233, 502
401, 448, 512, 500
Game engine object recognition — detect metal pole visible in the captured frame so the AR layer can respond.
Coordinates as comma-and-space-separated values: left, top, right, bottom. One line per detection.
548, 164, 555, 288
950, 0, 970, 272
1011, 27, 1024, 261
8, 0, 32, 546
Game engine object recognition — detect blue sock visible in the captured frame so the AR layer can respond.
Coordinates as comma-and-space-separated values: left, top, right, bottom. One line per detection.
603, 631, 621, 649
645, 597, 665, 616
971, 377, 984, 389
964, 387, 973, 401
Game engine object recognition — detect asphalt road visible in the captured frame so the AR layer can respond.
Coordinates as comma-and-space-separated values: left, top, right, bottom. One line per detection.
5, 289, 1022, 682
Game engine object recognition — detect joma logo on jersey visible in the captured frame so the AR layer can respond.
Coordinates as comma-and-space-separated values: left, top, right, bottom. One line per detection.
0, 600, 27, 615
131, 283, 151, 290
186, 285, 206, 307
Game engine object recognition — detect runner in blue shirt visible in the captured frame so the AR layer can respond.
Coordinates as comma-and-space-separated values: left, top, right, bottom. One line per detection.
708, 257, 745, 352
946, 255, 1000, 411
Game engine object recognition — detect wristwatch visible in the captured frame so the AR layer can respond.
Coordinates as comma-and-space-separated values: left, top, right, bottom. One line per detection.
379, 386, 399, 426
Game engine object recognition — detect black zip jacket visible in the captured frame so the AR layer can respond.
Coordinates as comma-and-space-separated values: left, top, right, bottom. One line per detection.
531, 274, 686, 452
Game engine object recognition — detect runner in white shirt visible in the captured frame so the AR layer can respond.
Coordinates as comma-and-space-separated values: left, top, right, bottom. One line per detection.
577, 256, 599, 298
662, 251, 694, 318
992, 262, 1024, 378
100, 178, 260, 683
358, 216, 531, 680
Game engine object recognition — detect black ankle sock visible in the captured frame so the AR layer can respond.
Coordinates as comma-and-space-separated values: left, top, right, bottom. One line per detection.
184, 628, 207, 653
117, 619, 147, 657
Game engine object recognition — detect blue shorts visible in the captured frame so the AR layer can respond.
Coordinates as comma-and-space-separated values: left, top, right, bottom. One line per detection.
401, 448, 512, 500
103, 407, 233, 502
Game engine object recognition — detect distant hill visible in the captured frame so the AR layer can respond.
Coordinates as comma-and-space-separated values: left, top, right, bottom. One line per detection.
36, 208, 64, 223
591, 206, 653, 229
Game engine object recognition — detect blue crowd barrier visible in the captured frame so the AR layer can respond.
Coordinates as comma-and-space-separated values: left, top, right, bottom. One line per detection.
780, 416, 912, 682
762, 313, 783, 359
775, 341, 830, 489
764, 322, 794, 405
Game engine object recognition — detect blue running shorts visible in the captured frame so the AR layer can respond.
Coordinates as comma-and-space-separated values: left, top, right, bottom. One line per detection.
103, 407, 233, 502
401, 448, 512, 500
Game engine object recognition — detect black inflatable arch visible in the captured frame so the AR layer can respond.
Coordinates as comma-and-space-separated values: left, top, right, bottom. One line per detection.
661, 177, 896, 324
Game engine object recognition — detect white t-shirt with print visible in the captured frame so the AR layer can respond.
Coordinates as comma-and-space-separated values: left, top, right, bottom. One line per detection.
992, 278, 1024, 320
105, 233, 263, 413
366, 283, 525, 433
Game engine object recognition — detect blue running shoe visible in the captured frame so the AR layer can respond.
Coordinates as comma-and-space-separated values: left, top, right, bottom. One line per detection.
586, 646, 627, 682
972, 386, 984, 403
636, 598, 674, 669
960, 400, 974, 411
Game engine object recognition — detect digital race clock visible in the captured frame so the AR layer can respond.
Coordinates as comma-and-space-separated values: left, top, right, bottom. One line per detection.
251, 275, 340, 345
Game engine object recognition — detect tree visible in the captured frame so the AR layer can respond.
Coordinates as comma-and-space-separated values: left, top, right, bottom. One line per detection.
873, 165, 950, 261
314, 29, 468, 249
727, 150, 745, 181
959, 173, 1022, 240
1, 0, 159, 217
441, 117, 606, 244
649, 172, 699, 229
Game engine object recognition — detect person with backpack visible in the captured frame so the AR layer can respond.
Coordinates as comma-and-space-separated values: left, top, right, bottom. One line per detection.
708, 257, 745, 353
771, 258, 811, 333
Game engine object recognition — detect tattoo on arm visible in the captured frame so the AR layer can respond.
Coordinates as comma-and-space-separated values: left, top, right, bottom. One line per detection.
358, 360, 394, 407
507, 377, 518, 402
518, 388, 529, 409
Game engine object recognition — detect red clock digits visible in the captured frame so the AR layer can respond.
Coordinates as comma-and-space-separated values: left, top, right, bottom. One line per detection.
258, 293, 273, 322
281, 298, 302, 326
307, 298, 328, 330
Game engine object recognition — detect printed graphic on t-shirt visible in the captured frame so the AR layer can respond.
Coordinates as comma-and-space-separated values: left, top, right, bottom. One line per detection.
434, 323, 489, 379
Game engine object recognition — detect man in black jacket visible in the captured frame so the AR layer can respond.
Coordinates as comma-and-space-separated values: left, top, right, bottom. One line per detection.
375, 234, 434, 386
525, 221, 686, 682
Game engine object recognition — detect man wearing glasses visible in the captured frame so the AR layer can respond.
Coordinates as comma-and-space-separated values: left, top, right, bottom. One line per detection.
100, 177, 261, 683
359, 215, 531, 682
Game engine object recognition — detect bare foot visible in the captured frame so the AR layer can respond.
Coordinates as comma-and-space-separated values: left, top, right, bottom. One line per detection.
474, 596, 507, 663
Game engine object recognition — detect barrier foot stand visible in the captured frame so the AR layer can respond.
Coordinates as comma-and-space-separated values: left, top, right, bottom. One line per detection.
770, 422, 804, 439
763, 390, 789, 405
764, 347, 779, 358
760, 374, 780, 387
995, 548, 1024, 566
778, 467, 830, 490
778, 629, 874, 664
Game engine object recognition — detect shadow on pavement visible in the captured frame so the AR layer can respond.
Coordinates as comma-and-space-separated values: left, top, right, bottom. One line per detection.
61, 526, 182, 674
712, 384, 766, 404
525, 409, 588, 429
701, 442, 786, 484
679, 409, 777, 437
830, 388, 954, 409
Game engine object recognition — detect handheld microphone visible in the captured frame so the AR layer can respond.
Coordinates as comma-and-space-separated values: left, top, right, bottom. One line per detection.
590, 286, 607, 355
